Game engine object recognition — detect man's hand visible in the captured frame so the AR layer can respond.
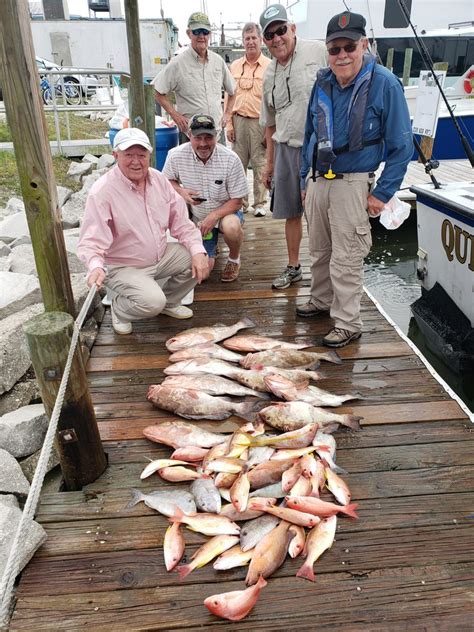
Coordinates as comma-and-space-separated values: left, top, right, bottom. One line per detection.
227, 127, 236, 143
199, 212, 218, 236
172, 112, 189, 134
262, 163, 274, 190
221, 113, 231, 129
87, 267, 105, 289
176, 187, 203, 206
192, 253, 210, 283
367, 194, 385, 218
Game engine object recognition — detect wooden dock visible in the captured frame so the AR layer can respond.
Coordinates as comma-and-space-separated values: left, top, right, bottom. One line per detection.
10, 213, 474, 631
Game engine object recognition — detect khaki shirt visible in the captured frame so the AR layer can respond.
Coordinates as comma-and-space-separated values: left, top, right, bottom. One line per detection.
260, 38, 327, 147
153, 47, 236, 129
229, 53, 271, 121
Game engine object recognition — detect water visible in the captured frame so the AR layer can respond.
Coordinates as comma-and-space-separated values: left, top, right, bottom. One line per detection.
364, 214, 474, 413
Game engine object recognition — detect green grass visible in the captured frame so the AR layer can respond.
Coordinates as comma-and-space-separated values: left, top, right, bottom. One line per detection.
0, 112, 110, 206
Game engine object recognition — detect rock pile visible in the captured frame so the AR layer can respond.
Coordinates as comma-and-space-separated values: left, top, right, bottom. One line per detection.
0, 152, 115, 576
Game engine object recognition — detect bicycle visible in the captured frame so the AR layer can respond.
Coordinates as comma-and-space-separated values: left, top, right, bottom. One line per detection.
40, 76, 82, 106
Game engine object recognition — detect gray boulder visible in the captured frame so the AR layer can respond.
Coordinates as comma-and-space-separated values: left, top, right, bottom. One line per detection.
81, 168, 107, 194
9, 235, 31, 249
67, 161, 93, 182
61, 190, 87, 228
0, 448, 30, 497
5, 197, 25, 215
0, 404, 48, 458
0, 257, 11, 272
20, 444, 60, 484
0, 241, 11, 256
0, 303, 43, 395
0, 496, 47, 579
0, 379, 41, 417
0, 271, 41, 320
8, 243, 85, 276
0, 211, 29, 244
97, 154, 115, 170
57, 185, 72, 208
82, 153, 99, 165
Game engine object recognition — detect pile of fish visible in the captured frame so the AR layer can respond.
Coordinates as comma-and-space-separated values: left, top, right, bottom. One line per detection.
131, 318, 363, 622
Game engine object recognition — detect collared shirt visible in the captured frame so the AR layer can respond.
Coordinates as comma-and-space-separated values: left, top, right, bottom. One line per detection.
152, 47, 236, 129
162, 143, 249, 222
300, 64, 413, 202
77, 165, 206, 274
260, 38, 327, 147
228, 53, 271, 121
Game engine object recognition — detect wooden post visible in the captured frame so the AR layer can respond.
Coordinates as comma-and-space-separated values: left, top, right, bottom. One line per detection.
124, 0, 149, 137
419, 62, 449, 161
24, 312, 107, 490
145, 83, 156, 168
0, 0, 75, 315
386, 48, 394, 73
402, 48, 413, 86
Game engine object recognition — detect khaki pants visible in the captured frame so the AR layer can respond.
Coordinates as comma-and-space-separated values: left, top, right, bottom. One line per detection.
232, 115, 267, 209
304, 174, 373, 332
106, 243, 196, 322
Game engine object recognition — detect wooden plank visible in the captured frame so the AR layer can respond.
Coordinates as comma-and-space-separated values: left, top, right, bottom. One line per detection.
11, 563, 474, 630
17, 520, 474, 596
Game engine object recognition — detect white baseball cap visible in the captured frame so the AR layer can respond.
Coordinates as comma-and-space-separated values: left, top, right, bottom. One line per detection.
113, 127, 152, 152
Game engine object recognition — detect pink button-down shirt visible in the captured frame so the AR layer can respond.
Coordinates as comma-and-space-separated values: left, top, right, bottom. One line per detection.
78, 165, 206, 274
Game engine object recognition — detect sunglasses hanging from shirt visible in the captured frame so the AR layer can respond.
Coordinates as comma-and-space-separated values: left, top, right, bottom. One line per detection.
238, 65, 258, 90
271, 51, 294, 112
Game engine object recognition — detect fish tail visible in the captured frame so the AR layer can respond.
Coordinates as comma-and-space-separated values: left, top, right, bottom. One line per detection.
296, 562, 315, 582
323, 350, 342, 364
236, 400, 267, 423
240, 316, 256, 328
125, 488, 143, 509
176, 564, 192, 580
255, 575, 268, 590
342, 502, 359, 519
332, 462, 348, 475
343, 415, 363, 431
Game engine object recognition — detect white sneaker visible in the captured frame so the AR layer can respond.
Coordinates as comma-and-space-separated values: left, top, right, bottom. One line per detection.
111, 307, 132, 335
161, 305, 193, 319
254, 206, 267, 217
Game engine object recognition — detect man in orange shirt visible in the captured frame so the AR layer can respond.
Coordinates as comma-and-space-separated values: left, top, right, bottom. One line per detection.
226, 23, 271, 217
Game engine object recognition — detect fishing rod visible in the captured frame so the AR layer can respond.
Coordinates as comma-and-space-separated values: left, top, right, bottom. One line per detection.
396, 0, 474, 167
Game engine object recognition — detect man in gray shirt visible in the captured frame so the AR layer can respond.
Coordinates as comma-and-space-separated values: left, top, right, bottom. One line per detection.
153, 12, 236, 137
259, 4, 327, 289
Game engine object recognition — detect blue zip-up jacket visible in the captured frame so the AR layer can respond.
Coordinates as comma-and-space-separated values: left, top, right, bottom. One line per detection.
300, 63, 413, 203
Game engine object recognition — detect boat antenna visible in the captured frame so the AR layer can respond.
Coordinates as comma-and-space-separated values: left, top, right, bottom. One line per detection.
395, 0, 474, 167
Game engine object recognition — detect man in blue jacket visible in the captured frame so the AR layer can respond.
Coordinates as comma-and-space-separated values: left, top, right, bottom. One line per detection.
298, 11, 413, 348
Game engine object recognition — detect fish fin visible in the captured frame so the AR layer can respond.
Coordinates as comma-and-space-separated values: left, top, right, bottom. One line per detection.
296, 563, 315, 582
240, 316, 256, 328
342, 502, 359, 519
176, 564, 192, 580
320, 422, 339, 435
125, 488, 143, 510
256, 575, 268, 589
332, 463, 348, 475
308, 360, 321, 370
321, 350, 342, 364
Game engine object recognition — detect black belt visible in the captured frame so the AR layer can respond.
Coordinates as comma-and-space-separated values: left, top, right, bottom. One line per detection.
315, 170, 375, 180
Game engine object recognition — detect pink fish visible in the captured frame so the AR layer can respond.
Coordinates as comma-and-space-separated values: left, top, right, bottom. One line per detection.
323, 460, 352, 505
157, 466, 203, 482
204, 575, 267, 621
163, 522, 185, 571
296, 516, 337, 582
286, 496, 359, 519
223, 334, 311, 352
288, 524, 306, 558
249, 498, 321, 528
166, 317, 256, 351
171, 446, 209, 462
168, 507, 240, 537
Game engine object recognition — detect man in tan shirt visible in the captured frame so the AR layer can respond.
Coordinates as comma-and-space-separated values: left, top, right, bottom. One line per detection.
226, 23, 271, 217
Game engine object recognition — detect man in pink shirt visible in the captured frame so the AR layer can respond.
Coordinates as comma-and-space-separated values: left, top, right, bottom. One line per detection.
78, 128, 209, 335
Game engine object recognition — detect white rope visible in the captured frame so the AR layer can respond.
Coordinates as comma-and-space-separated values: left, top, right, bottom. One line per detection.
0, 285, 98, 628
363, 285, 474, 423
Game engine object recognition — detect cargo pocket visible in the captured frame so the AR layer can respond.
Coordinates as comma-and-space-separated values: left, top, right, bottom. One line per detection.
353, 224, 372, 259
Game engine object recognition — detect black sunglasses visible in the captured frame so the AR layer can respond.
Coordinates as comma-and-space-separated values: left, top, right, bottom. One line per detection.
192, 28, 210, 36
327, 42, 358, 56
263, 24, 288, 41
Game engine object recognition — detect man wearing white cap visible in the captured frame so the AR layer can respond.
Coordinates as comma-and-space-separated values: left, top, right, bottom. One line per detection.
78, 128, 209, 335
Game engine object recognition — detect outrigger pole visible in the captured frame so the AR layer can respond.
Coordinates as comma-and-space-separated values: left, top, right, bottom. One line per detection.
395, 0, 474, 167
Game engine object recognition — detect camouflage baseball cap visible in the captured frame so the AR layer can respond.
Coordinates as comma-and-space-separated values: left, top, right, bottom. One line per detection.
188, 12, 211, 30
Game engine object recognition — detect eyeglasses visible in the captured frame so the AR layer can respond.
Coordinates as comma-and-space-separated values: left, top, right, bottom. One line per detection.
263, 24, 288, 41
327, 42, 358, 56
190, 115, 215, 130
192, 28, 210, 36
238, 65, 257, 90
271, 52, 294, 112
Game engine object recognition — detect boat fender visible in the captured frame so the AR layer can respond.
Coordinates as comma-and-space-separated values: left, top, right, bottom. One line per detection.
463, 69, 474, 95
